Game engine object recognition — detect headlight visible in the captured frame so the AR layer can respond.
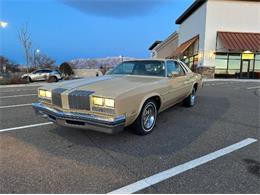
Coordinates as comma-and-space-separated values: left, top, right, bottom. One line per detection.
93, 96, 104, 106
39, 89, 52, 99
104, 98, 114, 107
92, 96, 115, 108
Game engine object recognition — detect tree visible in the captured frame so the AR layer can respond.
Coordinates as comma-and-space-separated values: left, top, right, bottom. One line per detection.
0, 56, 21, 73
59, 62, 74, 76
18, 24, 33, 71
34, 53, 56, 69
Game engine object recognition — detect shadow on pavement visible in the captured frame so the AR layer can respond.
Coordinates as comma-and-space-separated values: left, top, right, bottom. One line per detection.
9, 95, 231, 162
243, 159, 260, 177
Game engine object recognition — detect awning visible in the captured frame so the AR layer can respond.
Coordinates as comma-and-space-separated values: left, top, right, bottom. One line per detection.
172, 35, 199, 57
217, 31, 260, 52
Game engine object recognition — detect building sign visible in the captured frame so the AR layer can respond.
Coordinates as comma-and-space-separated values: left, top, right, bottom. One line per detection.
242, 53, 254, 60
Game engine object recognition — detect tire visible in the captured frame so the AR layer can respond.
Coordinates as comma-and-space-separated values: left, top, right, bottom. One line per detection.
23, 76, 32, 82
48, 76, 58, 83
183, 87, 196, 107
132, 99, 158, 135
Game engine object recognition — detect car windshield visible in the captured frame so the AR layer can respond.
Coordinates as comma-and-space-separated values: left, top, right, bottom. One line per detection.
108, 61, 165, 77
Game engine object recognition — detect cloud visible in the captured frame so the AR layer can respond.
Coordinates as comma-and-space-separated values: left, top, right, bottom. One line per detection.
61, 0, 170, 18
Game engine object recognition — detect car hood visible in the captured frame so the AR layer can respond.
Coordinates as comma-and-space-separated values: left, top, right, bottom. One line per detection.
45, 75, 163, 98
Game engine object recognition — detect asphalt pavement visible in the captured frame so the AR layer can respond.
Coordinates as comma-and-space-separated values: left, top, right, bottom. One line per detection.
0, 80, 259, 193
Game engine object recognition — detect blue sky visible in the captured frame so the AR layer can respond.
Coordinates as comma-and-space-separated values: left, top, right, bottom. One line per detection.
0, 0, 193, 64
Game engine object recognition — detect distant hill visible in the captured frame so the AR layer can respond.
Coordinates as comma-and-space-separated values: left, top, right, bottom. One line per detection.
69, 56, 135, 69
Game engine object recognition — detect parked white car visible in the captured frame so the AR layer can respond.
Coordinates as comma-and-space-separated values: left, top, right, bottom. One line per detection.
21, 69, 62, 82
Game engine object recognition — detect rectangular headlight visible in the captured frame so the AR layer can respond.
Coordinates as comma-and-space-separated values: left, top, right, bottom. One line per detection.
39, 89, 52, 99
104, 98, 114, 108
93, 96, 104, 106
39, 89, 46, 97
45, 91, 52, 98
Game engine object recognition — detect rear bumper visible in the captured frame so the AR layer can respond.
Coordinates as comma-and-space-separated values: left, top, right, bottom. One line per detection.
32, 102, 125, 134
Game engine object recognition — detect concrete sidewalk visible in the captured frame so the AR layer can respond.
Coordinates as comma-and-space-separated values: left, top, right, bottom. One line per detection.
203, 78, 260, 82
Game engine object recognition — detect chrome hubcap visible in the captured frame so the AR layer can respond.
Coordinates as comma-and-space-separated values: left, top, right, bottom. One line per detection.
191, 89, 196, 105
142, 104, 156, 131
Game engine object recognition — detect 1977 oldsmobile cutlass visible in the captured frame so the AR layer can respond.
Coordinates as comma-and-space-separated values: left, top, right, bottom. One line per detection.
32, 59, 202, 135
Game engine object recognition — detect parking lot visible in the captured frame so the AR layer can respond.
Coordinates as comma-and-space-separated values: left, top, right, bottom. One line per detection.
0, 80, 259, 193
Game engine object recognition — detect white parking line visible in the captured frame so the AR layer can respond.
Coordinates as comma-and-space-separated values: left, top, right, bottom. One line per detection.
0, 104, 32, 109
0, 94, 37, 99
108, 138, 257, 194
247, 86, 260, 90
0, 122, 53, 133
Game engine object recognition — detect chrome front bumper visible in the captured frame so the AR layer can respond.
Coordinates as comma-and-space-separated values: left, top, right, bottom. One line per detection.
32, 102, 125, 134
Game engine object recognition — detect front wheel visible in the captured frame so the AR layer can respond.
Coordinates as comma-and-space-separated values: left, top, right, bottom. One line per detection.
132, 100, 158, 135
183, 87, 196, 107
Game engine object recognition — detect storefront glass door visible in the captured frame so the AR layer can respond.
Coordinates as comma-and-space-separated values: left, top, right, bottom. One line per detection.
240, 60, 250, 79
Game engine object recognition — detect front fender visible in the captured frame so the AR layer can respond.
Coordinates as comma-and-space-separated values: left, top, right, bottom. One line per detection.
133, 92, 162, 122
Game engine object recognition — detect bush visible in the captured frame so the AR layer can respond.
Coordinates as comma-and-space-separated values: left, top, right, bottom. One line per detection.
0, 76, 29, 85
59, 62, 74, 77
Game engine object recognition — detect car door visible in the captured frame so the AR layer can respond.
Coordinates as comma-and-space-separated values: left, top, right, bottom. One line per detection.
179, 61, 195, 97
32, 70, 42, 80
165, 61, 189, 106
42, 70, 51, 80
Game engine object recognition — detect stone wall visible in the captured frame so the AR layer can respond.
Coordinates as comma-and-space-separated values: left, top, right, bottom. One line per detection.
196, 67, 215, 78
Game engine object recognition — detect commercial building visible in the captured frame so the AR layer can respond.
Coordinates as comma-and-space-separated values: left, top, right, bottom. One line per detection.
150, 0, 260, 78
149, 31, 179, 59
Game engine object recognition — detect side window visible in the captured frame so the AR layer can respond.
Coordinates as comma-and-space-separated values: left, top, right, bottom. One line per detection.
34, 70, 42, 74
180, 61, 192, 73
167, 61, 185, 77
175, 62, 185, 76
43, 70, 51, 73
166, 61, 177, 77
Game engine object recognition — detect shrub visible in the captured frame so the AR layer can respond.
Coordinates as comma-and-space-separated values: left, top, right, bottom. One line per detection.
59, 62, 74, 77
0, 76, 29, 85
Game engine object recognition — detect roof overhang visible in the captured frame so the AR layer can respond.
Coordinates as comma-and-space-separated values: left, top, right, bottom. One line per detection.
175, 0, 206, 25
217, 31, 260, 52
148, 41, 162, 50
172, 35, 199, 57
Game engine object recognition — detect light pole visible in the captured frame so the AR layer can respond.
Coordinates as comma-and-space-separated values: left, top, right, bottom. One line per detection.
33, 49, 40, 68
0, 21, 8, 72
0, 21, 8, 28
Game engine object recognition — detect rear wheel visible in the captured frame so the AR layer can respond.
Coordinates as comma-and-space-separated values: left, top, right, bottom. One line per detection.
183, 87, 196, 107
48, 76, 58, 83
132, 99, 157, 135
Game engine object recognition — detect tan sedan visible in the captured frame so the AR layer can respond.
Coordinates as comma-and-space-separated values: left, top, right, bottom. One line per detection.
32, 59, 202, 135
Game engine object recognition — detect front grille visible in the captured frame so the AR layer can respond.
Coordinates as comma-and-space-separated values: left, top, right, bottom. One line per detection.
68, 90, 94, 110
52, 88, 67, 107
92, 106, 115, 114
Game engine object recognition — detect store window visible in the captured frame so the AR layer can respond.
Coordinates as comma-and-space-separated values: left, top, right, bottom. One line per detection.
228, 54, 241, 75
181, 54, 198, 72
215, 54, 228, 74
255, 54, 260, 71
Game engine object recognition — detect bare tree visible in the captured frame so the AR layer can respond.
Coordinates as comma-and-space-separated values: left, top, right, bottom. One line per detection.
18, 24, 32, 81
34, 53, 56, 69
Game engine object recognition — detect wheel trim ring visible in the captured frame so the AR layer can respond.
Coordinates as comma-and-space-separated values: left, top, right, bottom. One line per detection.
141, 103, 157, 132
191, 89, 196, 105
